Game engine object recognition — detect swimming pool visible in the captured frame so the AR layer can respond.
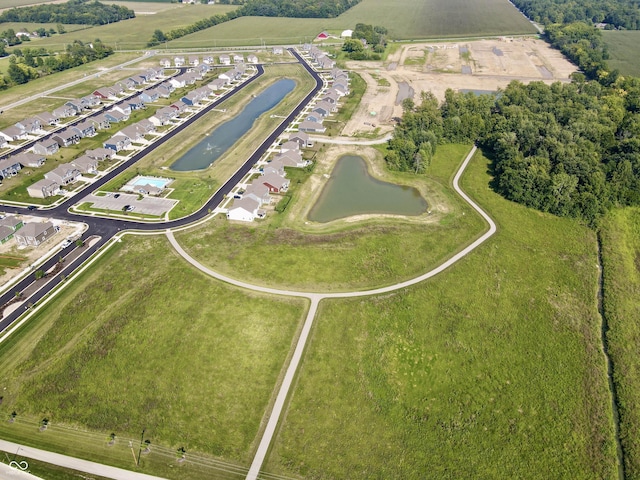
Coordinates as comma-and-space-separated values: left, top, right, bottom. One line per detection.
129, 176, 172, 189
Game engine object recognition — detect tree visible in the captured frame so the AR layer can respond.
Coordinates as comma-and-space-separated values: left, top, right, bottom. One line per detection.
342, 38, 364, 53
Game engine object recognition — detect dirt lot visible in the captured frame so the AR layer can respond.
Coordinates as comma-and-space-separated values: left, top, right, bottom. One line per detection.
343, 37, 577, 136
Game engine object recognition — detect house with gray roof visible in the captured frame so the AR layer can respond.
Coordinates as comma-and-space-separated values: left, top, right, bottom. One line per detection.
219, 54, 231, 65
0, 158, 21, 179
45, 164, 81, 185
104, 133, 132, 152
0, 215, 23, 244
280, 141, 300, 153
89, 113, 110, 130
71, 155, 99, 174
227, 197, 261, 222
81, 94, 101, 108
0, 126, 28, 142
15, 221, 57, 246
93, 87, 118, 100
118, 125, 144, 143
52, 105, 76, 118
32, 139, 59, 156
35, 111, 59, 126
52, 129, 81, 147
244, 182, 271, 205
15, 118, 42, 134
160, 58, 171, 68
261, 173, 290, 193
104, 110, 128, 123
150, 106, 177, 126
289, 131, 313, 148
64, 99, 85, 115
275, 149, 305, 167
27, 178, 59, 198
71, 120, 96, 138
15, 152, 45, 168
85, 148, 114, 161
298, 120, 326, 133
208, 78, 227, 91
262, 160, 285, 177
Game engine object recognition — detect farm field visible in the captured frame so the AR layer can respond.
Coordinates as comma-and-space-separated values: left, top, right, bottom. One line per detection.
0, 0, 60, 9
0, 234, 307, 479
264, 148, 617, 479
602, 30, 640, 77
601, 207, 640, 478
168, 0, 537, 48
175, 144, 487, 291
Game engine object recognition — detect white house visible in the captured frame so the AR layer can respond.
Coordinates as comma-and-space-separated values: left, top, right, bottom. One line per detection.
227, 197, 261, 222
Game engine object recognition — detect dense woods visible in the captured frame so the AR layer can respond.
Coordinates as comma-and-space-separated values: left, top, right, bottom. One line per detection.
510, 0, 640, 29
386, 78, 640, 224
239, 0, 361, 18
0, 0, 134, 25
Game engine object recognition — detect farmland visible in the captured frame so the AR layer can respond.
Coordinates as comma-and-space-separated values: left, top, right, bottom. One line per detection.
264, 149, 617, 479
602, 30, 640, 76
0, 235, 307, 479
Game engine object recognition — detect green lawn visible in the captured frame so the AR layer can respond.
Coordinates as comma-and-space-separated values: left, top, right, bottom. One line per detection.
0, 235, 307, 479
168, 0, 536, 48
601, 207, 640, 478
602, 31, 640, 77
264, 148, 617, 479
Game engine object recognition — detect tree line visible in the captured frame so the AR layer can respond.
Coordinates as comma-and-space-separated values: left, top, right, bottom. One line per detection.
0, 0, 135, 26
510, 0, 640, 29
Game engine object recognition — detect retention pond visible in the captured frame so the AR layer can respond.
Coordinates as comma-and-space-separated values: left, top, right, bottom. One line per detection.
170, 78, 296, 171
308, 155, 428, 223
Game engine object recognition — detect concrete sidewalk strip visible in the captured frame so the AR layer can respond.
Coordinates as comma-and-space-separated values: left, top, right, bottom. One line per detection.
0, 440, 168, 480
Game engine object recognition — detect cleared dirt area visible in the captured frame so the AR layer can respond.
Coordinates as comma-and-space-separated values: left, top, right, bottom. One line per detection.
343, 37, 577, 136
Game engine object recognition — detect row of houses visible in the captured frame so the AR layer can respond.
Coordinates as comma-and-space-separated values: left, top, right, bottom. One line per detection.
298, 69, 350, 134
302, 44, 336, 70
160, 53, 259, 68
0, 215, 58, 247
103, 119, 157, 152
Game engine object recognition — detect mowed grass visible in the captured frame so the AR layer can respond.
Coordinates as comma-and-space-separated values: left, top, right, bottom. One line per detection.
168, 0, 536, 48
601, 207, 640, 478
0, 234, 307, 478
264, 149, 617, 479
602, 31, 640, 77
175, 144, 487, 292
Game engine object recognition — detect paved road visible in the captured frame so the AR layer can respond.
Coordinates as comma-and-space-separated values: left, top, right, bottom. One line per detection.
167, 145, 497, 480
308, 132, 392, 145
0, 440, 167, 480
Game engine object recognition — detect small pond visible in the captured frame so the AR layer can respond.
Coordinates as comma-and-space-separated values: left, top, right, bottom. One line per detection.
308, 155, 428, 223
170, 78, 296, 171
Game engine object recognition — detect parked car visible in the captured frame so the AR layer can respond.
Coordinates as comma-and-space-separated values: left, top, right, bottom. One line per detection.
27, 205, 37, 210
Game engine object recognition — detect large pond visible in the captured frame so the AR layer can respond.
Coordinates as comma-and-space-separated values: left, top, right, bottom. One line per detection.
308, 155, 428, 223
170, 78, 296, 171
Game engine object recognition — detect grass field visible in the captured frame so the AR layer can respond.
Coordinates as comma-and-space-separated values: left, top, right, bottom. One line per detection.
168, 0, 536, 48
601, 207, 640, 478
602, 31, 640, 77
264, 148, 617, 479
175, 144, 487, 291
0, 234, 307, 479
1, 458, 112, 480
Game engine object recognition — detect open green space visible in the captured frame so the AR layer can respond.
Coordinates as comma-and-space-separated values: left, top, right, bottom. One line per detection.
1, 458, 113, 480
0, 234, 307, 479
264, 148, 617, 479
601, 207, 640, 478
168, 0, 536, 49
602, 30, 640, 77
175, 144, 486, 291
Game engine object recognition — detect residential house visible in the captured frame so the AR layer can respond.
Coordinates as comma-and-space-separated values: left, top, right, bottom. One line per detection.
127, 96, 145, 111
160, 58, 171, 68
93, 87, 118, 101
14, 221, 57, 246
169, 75, 187, 89
170, 101, 188, 115
15, 152, 46, 168
298, 120, 326, 133
137, 119, 156, 135
317, 56, 336, 69
81, 94, 101, 108
275, 150, 305, 168
247, 54, 258, 64
313, 101, 334, 117
219, 54, 231, 65
262, 160, 285, 177
280, 141, 300, 154
208, 78, 227, 91
261, 173, 290, 193
35, 111, 59, 126
0, 225, 14, 244
188, 55, 199, 66
174, 56, 185, 67
203, 55, 214, 65
45, 164, 81, 185
103, 133, 131, 152
27, 178, 59, 198
331, 82, 349, 96
150, 106, 177, 126
289, 131, 313, 148
139, 89, 159, 104
227, 197, 261, 222
233, 53, 244, 63
244, 182, 271, 205
52, 105, 76, 118
0, 216, 23, 244
321, 91, 340, 105
85, 148, 114, 161
64, 99, 85, 115
15, 118, 42, 134
90, 113, 110, 130
182, 72, 198, 84
113, 104, 132, 116
0, 126, 28, 142
104, 110, 128, 123
196, 64, 211, 76
52, 129, 80, 147
32, 139, 59, 156
71, 120, 96, 138
0, 136, 7, 149
155, 84, 172, 98
71, 155, 99, 174
110, 83, 125, 96
305, 113, 323, 123
272, 47, 283, 55
118, 125, 144, 143
128, 75, 146, 87
0, 158, 21, 179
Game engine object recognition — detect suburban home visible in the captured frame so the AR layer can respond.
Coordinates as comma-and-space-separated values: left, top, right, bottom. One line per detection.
113, 104, 132, 116
331, 82, 349, 96
81, 94, 101, 107
137, 119, 156, 135
321, 91, 340, 105
233, 53, 244, 63
0, 226, 14, 244
170, 101, 188, 115
183, 71, 199, 84
139, 89, 159, 103
85, 148, 114, 160
276, 149, 305, 167
188, 55, 199, 66
52, 129, 81, 147
0, 136, 7, 149
169, 75, 187, 89
15, 118, 42, 134
71, 155, 99, 174
118, 125, 144, 143
160, 58, 171, 68
0, 158, 21, 179
261, 173, 290, 193
14, 221, 57, 246
272, 47, 283, 55
208, 78, 227, 91
35, 111, 60, 126
280, 141, 300, 153
298, 120, 326, 133
103, 133, 132, 152
90, 113, 111, 130
52, 105, 76, 118
174, 56, 185, 67
305, 113, 323, 123
71, 120, 96, 138
227, 197, 261, 222
0, 216, 23, 243
93, 87, 117, 101
104, 110, 128, 123
64, 99, 85, 115
289, 131, 313, 148
156, 84, 172, 98
110, 83, 125, 96
27, 178, 59, 198
127, 96, 145, 111
150, 106, 178, 126
0, 126, 28, 142
203, 55, 214, 65
45, 164, 81, 185
117, 78, 135, 91
219, 54, 231, 65
262, 159, 285, 177
313, 100, 334, 116
247, 54, 258, 64
32, 139, 59, 156
244, 182, 271, 205
15, 152, 46, 168
128, 75, 146, 86
196, 64, 211, 76
317, 56, 336, 69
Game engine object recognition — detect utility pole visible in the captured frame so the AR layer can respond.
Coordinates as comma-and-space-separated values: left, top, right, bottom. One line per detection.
136, 428, 146, 466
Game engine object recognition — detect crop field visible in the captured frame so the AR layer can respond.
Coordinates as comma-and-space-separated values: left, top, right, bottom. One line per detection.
602, 31, 640, 77
11, 4, 237, 51
0, 235, 307, 479
601, 207, 640, 478
0, 0, 53, 9
264, 149, 617, 479
169, 0, 536, 48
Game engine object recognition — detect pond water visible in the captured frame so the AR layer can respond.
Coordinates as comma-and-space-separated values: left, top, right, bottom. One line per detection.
308, 155, 428, 223
170, 78, 296, 171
